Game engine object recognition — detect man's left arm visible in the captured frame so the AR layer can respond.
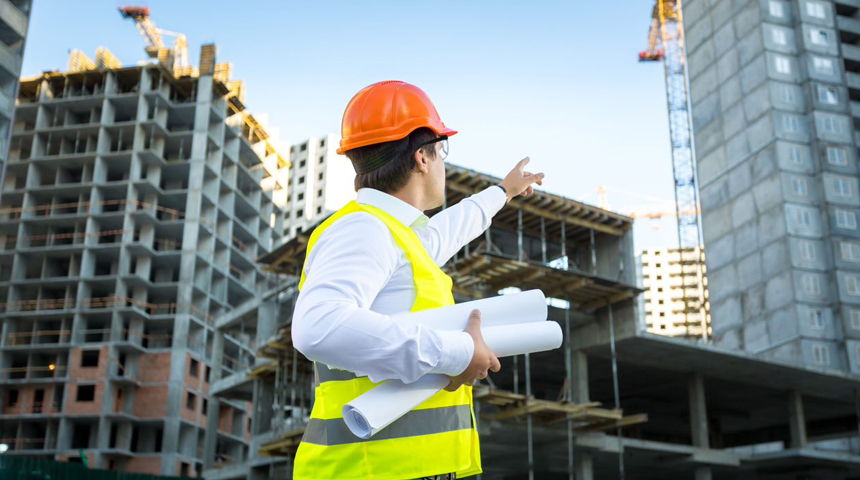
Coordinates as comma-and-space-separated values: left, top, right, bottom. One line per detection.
423, 186, 506, 266
423, 157, 545, 266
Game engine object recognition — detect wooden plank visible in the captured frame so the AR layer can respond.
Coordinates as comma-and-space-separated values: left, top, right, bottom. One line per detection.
578, 290, 636, 312
580, 413, 649, 432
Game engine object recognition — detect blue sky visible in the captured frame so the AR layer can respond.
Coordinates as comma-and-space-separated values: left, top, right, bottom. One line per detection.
22, 0, 682, 251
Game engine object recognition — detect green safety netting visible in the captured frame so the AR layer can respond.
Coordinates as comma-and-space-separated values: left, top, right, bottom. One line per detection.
0, 456, 187, 480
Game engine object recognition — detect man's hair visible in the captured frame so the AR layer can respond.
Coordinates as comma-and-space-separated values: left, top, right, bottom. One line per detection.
347, 128, 439, 193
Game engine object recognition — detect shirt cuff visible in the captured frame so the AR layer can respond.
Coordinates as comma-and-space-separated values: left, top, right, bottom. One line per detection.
429, 330, 475, 376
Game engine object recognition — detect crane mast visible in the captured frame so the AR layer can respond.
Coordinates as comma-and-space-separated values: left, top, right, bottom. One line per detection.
640, 0, 710, 339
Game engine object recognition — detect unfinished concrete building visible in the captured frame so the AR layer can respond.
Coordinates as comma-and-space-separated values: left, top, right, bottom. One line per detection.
0, 46, 289, 477
639, 247, 710, 337
0, 0, 31, 181
282, 134, 354, 240
684, 0, 860, 372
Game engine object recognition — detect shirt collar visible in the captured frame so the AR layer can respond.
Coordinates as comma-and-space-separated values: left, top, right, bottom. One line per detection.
356, 188, 428, 228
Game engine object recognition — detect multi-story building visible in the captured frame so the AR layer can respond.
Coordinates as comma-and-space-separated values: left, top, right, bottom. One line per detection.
283, 134, 354, 239
0, 0, 31, 181
684, 0, 860, 372
0, 46, 288, 476
639, 246, 710, 337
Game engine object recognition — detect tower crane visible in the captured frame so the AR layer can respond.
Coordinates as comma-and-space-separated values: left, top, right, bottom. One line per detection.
119, 5, 190, 75
639, 0, 710, 340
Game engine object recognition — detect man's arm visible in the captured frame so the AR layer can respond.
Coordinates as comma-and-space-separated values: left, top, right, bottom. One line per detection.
423, 157, 545, 267
291, 214, 474, 384
422, 186, 506, 266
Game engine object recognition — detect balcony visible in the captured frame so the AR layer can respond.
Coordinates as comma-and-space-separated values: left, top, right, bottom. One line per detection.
838, 15, 860, 43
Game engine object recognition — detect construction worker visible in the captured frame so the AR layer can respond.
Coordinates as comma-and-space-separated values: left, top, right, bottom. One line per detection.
292, 80, 545, 480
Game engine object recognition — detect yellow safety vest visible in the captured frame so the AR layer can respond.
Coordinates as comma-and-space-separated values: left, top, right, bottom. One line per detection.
293, 200, 482, 480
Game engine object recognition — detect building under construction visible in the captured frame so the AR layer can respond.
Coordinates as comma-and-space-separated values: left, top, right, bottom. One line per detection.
5, 1, 860, 478
0, 45, 290, 476
198, 164, 860, 480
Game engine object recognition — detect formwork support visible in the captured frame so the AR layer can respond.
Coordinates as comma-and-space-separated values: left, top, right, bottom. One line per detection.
788, 390, 807, 449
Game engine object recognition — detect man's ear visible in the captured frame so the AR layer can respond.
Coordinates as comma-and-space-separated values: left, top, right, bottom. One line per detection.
413, 148, 430, 174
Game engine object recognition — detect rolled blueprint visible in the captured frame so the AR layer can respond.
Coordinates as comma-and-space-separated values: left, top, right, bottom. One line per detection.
343, 321, 563, 439
480, 322, 563, 357
389, 289, 547, 331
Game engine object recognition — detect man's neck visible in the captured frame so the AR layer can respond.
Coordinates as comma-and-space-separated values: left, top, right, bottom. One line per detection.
389, 184, 426, 212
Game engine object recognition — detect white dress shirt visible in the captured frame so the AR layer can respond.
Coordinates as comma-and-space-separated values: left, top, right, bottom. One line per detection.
292, 186, 507, 384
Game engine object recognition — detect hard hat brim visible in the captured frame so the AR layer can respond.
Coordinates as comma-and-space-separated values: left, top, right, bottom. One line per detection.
337, 123, 457, 155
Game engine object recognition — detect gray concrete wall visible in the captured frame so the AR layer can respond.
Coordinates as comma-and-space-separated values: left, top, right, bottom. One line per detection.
686, 0, 860, 372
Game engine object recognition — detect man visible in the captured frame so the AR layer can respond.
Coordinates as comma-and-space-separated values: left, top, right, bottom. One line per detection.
292, 81, 544, 480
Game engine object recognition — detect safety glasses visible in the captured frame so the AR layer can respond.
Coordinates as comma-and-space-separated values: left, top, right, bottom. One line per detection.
415, 136, 449, 161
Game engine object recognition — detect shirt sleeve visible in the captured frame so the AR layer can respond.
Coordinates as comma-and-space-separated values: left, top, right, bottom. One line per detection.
421, 186, 507, 266
291, 213, 474, 384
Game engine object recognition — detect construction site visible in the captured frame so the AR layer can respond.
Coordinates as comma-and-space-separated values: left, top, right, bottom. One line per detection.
4, 0, 860, 479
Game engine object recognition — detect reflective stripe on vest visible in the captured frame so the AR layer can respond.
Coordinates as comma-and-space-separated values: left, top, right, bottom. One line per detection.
303, 404, 472, 446
293, 200, 482, 480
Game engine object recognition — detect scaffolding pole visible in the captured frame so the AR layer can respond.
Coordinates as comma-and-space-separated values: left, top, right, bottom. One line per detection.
540, 217, 547, 264
518, 209, 524, 262
525, 352, 534, 480
565, 298, 575, 480
590, 229, 597, 275
608, 303, 625, 479
513, 355, 519, 395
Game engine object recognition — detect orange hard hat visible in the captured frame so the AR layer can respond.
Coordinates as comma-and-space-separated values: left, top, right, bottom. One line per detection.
337, 81, 457, 155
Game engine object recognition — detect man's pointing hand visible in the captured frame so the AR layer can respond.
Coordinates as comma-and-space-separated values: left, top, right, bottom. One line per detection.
500, 157, 544, 202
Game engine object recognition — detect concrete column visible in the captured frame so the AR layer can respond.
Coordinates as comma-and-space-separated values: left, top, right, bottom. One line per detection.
688, 372, 709, 448
256, 301, 277, 349
788, 390, 807, 449
203, 331, 225, 469
695, 466, 713, 480
573, 350, 589, 404
574, 451, 594, 480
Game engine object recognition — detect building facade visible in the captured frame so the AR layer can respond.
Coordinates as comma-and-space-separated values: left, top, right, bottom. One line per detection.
639, 246, 710, 337
0, 51, 288, 476
282, 134, 354, 240
0, 0, 31, 182
685, 0, 860, 372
